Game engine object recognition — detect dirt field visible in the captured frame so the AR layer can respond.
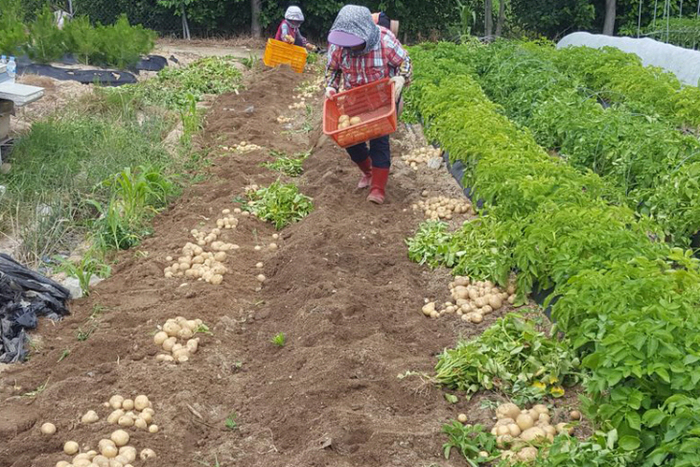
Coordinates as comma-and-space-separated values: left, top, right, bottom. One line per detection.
0, 65, 510, 467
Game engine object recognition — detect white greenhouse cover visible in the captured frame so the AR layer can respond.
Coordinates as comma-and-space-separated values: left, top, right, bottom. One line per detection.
557, 32, 700, 87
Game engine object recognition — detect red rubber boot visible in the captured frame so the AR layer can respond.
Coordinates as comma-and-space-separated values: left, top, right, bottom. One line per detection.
367, 167, 389, 204
355, 158, 372, 189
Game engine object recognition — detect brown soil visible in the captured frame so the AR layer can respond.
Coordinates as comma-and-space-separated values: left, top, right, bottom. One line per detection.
0, 65, 519, 467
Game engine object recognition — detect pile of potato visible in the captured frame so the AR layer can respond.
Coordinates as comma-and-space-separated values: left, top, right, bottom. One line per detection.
421, 276, 516, 324
276, 116, 293, 124
163, 241, 232, 284
337, 114, 362, 130
232, 141, 262, 153
52, 395, 158, 467
60, 432, 155, 467
153, 317, 202, 363
401, 146, 442, 169
215, 209, 240, 229
288, 101, 306, 110
412, 196, 471, 220
490, 402, 578, 463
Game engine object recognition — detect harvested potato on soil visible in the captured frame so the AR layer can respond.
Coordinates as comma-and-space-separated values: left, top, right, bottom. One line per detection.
421, 276, 517, 322
40, 422, 56, 435
139, 448, 156, 460
401, 146, 442, 169
413, 196, 471, 220
154, 318, 203, 364
81, 410, 99, 424
64, 440, 79, 455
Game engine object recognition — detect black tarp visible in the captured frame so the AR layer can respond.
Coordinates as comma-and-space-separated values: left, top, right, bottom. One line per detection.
0, 254, 71, 363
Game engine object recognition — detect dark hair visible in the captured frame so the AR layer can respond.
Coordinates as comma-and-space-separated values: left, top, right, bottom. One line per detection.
377, 12, 391, 29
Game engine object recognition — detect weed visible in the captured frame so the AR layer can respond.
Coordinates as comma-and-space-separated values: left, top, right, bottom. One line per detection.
57, 349, 70, 362
442, 422, 496, 465
246, 181, 313, 230
225, 412, 238, 430
240, 53, 258, 69
22, 378, 49, 397
261, 150, 309, 177
195, 324, 212, 336
76, 321, 98, 341
90, 304, 108, 319
55, 253, 110, 297
271, 332, 286, 347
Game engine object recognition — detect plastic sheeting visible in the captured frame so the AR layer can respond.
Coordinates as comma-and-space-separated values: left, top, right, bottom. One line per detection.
0, 254, 71, 363
557, 32, 700, 87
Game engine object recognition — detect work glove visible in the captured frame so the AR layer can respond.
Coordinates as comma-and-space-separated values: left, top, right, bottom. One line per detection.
305, 43, 317, 51
284, 34, 295, 44
390, 76, 406, 102
325, 87, 338, 99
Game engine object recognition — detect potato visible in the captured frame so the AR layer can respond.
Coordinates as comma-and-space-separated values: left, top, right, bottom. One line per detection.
496, 425, 510, 436
489, 295, 503, 309
110, 430, 129, 447
496, 434, 513, 448
543, 425, 557, 437
210, 274, 224, 285
120, 399, 133, 411
73, 459, 91, 467
470, 313, 484, 324
173, 348, 190, 360
481, 305, 493, 315
178, 327, 194, 340
117, 416, 134, 428
155, 354, 174, 362
118, 447, 136, 463
516, 413, 535, 430
339, 114, 350, 123
495, 417, 515, 427
102, 444, 118, 459
107, 410, 125, 424
532, 404, 549, 415
539, 413, 551, 424
139, 411, 153, 424
40, 422, 56, 435
186, 339, 199, 353
570, 410, 582, 420
497, 403, 521, 420
162, 337, 177, 352
134, 418, 147, 430
109, 395, 124, 410
350, 116, 362, 125
134, 395, 150, 411
517, 446, 538, 462
163, 322, 181, 337
56, 462, 72, 467
139, 449, 156, 460
82, 410, 99, 424
64, 441, 80, 455
520, 427, 547, 442
92, 456, 110, 467
508, 423, 522, 437
556, 422, 574, 435
148, 424, 159, 433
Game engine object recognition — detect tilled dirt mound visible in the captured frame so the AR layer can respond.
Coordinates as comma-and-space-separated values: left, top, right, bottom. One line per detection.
0, 66, 499, 467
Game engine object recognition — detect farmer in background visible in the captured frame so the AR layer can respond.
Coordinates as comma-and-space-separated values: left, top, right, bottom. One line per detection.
325, 5, 412, 205
372, 12, 399, 37
275, 6, 316, 51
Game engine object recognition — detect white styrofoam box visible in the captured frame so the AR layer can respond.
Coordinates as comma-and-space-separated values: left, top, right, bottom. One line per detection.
0, 82, 44, 106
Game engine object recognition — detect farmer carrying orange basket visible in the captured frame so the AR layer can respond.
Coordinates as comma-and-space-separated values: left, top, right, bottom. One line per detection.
325, 5, 412, 205
275, 6, 316, 51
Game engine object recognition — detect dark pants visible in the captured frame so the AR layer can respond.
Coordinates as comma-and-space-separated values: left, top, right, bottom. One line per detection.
346, 135, 391, 169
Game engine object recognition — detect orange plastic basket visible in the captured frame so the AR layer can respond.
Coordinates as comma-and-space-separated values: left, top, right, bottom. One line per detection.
263, 38, 308, 74
323, 78, 397, 148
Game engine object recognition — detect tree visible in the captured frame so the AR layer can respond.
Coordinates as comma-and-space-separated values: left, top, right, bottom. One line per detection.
251, 0, 261, 38
495, 0, 506, 36
603, 0, 616, 34
157, 0, 195, 39
485, 0, 493, 37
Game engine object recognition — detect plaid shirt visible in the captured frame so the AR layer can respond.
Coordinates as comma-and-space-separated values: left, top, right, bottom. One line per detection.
325, 27, 412, 91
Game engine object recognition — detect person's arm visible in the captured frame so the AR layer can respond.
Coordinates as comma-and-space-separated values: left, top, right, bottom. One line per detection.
280, 22, 294, 43
325, 45, 342, 96
385, 34, 412, 86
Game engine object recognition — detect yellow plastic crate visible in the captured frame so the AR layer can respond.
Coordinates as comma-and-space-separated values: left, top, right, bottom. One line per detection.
263, 38, 308, 74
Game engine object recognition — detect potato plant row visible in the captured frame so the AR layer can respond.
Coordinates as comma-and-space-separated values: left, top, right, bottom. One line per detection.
439, 40, 700, 244
406, 43, 700, 466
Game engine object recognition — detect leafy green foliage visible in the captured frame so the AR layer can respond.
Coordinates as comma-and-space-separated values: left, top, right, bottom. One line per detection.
261, 149, 309, 177
63, 16, 100, 65
505, 431, 633, 466
271, 332, 286, 347
92, 15, 156, 69
0, 0, 27, 56
436, 314, 580, 403
639, 17, 700, 50
246, 181, 313, 230
108, 56, 243, 110
442, 422, 496, 465
408, 41, 700, 466
25, 5, 66, 63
